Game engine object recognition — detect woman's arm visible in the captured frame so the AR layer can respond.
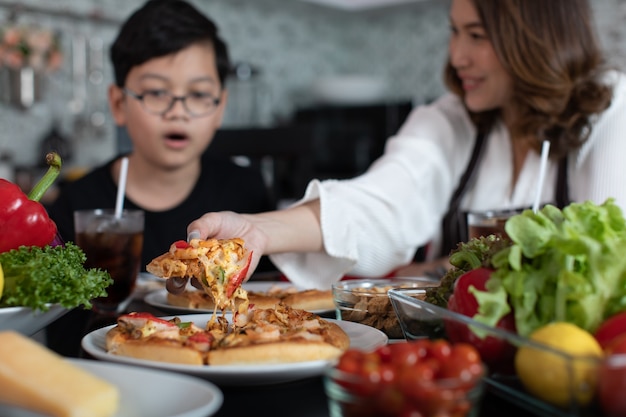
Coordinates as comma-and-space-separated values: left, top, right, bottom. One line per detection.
187, 200, 323, 276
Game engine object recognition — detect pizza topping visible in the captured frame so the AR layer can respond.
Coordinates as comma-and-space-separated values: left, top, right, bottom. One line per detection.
173, 240, 190, 249
147, 238, 252, 315
117, 312, 180, 339
106, 303, 350, 366
186, 332, 213, 352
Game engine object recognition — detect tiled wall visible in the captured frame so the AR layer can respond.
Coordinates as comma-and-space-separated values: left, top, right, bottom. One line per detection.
1, 0, 625, 170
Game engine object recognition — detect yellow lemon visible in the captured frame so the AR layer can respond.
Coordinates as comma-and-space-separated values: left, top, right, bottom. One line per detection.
515, 322, 602, 408
0, 261, 3, 300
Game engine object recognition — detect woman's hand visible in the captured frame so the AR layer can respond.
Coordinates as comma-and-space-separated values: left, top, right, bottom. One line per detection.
187, 211, 270, 280
187, 201, 324, 280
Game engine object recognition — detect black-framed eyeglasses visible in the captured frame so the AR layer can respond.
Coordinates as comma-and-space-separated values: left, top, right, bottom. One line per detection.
123, 88, 221, 117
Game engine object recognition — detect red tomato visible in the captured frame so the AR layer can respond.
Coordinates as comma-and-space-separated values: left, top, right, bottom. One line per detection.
389, 342, 422, 367
333, 339, 484, 417
427, 339, 452, 363
375, 345, 394, 363
439, 344, 483, 382
598, 333, 626, 416
446, 268, 517, 371
336, 349, 365, 374
595, 311, 626, 350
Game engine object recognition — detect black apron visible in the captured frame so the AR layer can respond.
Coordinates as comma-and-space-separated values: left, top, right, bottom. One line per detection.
438, 133, 570, 258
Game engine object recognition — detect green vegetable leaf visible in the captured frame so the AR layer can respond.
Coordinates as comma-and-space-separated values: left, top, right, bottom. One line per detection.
484, 199, 626, 337
0, 243, 113, 311
425, 234, 512, 307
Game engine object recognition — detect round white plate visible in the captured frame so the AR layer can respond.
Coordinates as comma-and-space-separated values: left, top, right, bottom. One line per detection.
144, 281, 334, 315
81, 314, 388, 386
0, 358, 222, 417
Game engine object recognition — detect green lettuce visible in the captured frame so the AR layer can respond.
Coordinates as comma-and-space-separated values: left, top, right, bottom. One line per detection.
475, 199, 626, 337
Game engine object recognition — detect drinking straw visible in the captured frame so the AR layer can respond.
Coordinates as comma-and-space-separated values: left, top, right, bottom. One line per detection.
532, 141, 551, 213
114, 157, 129, 219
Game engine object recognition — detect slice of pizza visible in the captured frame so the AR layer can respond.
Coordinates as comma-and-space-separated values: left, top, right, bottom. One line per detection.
146, 238, 252, 313
210, 303, 351, 365
166, 287, 334, 312
167, 290, 282, 311
105, 307, 351, 366
105, 312, 214, 365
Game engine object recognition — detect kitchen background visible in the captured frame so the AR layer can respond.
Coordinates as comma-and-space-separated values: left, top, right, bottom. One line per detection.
1, 0, 626, 201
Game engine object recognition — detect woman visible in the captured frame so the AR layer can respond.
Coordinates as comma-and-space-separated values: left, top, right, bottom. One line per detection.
186, 0, 626, 289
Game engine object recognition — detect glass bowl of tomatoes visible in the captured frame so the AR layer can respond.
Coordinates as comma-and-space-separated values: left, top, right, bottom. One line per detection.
332, 277, 439, 339
324, 339, 486, 417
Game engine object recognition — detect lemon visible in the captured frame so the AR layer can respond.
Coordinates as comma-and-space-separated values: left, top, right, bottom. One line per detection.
0, 261, 3, 300
515, 322, 602, 408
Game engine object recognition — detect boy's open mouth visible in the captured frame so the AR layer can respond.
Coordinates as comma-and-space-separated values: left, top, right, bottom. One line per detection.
165, 133, 188, 141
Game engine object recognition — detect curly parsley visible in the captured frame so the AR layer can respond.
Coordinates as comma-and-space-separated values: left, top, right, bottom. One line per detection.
0, 243, 113, 311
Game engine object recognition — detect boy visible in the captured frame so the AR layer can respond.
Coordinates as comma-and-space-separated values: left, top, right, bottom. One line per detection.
45, 0, 274, 356
47, 0, 273, 268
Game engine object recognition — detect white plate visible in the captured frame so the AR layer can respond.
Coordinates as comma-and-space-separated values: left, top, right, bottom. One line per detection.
145, 281, 334, 314
81, 314, 388, 386
0, 304, 68, 336
0, 358, 222, 417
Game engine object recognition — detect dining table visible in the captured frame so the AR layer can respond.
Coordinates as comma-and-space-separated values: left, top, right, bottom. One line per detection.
41, 276, 553, 417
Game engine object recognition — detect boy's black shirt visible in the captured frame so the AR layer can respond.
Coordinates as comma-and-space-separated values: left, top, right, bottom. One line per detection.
47, 154, 274, 271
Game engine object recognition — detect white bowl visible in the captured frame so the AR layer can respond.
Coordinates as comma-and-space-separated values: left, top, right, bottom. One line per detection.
0, 304, 68, 336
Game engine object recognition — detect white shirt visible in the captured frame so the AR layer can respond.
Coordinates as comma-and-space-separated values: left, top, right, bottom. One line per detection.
271, 71, 626, 289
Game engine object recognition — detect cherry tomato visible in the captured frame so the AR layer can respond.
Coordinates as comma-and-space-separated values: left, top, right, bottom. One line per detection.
336, 349, 365, 374
428, 339, 453, 363
375, 345, 394, 363
439, 344, 483, 382
332, 339, 484, 417
598, 333, 626, 417
389, 342, 421, 367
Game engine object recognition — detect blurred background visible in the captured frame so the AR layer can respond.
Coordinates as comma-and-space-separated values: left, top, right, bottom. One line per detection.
1, 0, 626, 206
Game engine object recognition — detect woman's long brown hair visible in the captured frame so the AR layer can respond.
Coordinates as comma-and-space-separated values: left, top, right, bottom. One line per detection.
444, 0, 612, 158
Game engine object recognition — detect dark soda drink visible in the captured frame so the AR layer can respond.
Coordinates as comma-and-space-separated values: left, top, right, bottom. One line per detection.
76, 230, 144, 312
468, 218, 509, 240
466, 209, 522, 241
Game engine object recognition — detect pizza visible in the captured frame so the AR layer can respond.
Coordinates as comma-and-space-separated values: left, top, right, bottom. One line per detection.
105, 304, 350, 365
137, 238, 349, 365
166, 286, 335, 313
146, 238, 252, 313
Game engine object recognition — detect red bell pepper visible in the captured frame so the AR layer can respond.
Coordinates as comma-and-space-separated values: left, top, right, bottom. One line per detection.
0, 152, 61, 253
446, 267, 517, 370
226, 251, 253, 298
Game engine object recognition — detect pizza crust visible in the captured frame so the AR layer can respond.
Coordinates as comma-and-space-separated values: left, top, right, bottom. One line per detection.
208, 340, 344, 365
282, 289, 335, 311
166, 287, 334, 312
105, 327, 205, 365
166, 291, 281, 311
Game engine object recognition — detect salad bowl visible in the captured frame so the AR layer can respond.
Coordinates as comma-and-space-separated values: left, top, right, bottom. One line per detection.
389, 288, 605, 417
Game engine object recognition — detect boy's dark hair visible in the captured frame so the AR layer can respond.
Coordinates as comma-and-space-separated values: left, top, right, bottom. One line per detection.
110, 0, 230, 88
